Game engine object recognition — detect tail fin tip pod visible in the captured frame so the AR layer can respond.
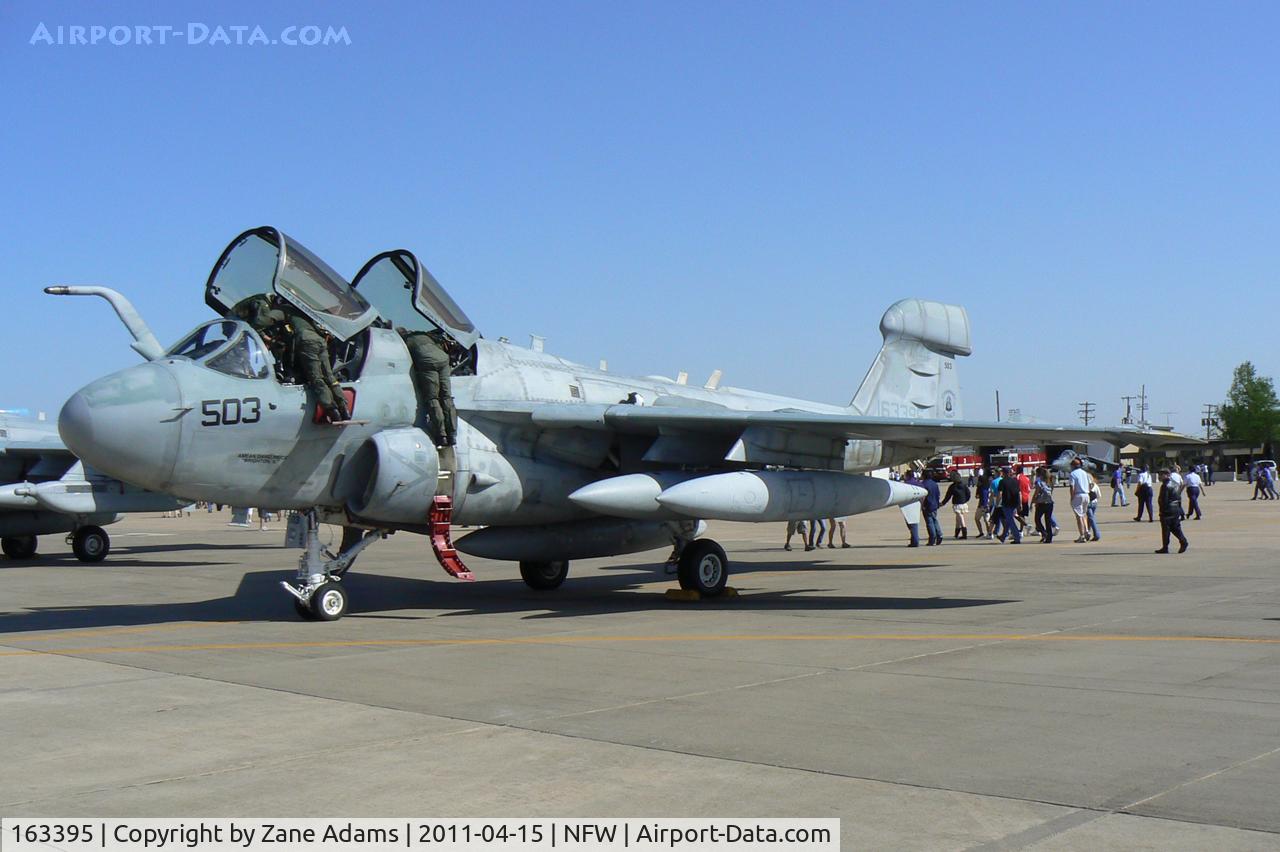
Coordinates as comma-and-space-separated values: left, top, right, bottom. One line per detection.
850, 299, 971, 420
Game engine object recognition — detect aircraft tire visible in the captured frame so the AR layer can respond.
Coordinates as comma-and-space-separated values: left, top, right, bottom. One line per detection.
293, 597, 320, 621
71, 526, 110, 563
677, 539, 729, 597
1, 536, 38, 560
309, 582, 349, 621
520, 560, 569, 590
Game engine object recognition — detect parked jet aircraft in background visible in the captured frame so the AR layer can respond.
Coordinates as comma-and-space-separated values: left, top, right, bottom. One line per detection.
0, 411, 181, 561
1049, 446, 1121, 478
49, 226, 1192, 619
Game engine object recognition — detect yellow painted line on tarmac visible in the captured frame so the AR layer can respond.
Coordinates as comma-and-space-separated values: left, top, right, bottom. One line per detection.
1, 632, 1279, 658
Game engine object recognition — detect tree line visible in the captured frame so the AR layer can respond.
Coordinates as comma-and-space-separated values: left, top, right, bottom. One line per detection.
1220, 361, 1280, 457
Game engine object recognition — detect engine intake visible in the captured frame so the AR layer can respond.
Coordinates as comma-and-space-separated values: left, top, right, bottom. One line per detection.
344, 427, 440, 525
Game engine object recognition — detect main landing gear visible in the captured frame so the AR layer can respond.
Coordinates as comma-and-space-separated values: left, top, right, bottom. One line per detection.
673, 538, 729, 596
70, 525, 110, 563
282, 512, 385, 621
1, 536, 37, 560
1, 526, 111, 563
519, 560, 569, 590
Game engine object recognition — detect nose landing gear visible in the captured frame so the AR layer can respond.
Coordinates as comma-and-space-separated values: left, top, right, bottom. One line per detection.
282, 511, 384, 621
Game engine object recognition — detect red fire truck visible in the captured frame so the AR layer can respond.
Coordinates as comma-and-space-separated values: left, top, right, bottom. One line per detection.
925, 453, 983, 476
986, 448, 1048, 470
927, 448, 1046, 476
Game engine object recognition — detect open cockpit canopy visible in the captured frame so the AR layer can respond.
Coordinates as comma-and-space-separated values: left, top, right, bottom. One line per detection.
351, 249, 479, 350
205, 226, 377, 341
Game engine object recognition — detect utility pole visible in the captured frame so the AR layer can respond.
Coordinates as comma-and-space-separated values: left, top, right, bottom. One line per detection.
1201, 404, 1220, 441
1159, 411, 1176, 427
995, 390, 1000, 422
1138, 385, 1149, 427
1078, 401, 1095, 426
1121, 395, 1138, 425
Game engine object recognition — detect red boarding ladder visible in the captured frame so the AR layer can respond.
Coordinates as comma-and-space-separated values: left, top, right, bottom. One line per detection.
429, 494, 474, 581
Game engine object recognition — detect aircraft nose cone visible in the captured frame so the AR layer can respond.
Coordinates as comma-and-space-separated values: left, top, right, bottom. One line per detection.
58, 391, 95, 456
59, 363, 183, 491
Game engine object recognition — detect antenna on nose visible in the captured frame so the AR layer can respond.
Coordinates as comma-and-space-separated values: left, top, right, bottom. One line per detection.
45, 285, 164, 361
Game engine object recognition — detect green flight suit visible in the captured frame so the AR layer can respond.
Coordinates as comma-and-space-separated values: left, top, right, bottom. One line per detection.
401, 330, 456, 445
283, 307, 347, 419
231, 294, 284, 333
231, 295, 346, 419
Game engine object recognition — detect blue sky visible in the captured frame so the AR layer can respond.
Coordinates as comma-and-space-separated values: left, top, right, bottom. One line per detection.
2, 1, 1276, 434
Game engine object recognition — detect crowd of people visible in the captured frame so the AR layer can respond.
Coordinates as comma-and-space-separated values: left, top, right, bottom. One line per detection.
900, 461, 1197, 553
785, 460, 1217, 556
784, 517, 850, 551
1248, 462, 1279, 500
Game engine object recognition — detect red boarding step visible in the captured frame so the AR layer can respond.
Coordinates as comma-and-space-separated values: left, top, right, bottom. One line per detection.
312, 387, 358, 424
429, 495, 474, 581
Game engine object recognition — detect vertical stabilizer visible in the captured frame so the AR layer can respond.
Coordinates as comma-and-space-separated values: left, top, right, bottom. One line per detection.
850, 299, 971, 420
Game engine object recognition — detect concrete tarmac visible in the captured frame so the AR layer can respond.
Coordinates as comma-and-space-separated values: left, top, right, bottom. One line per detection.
2, 481, 1278, 849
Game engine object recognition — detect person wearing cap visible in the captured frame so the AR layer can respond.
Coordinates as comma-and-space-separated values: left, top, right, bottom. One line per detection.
1155, 468, 1189, 553
1068, 457, 1091, 542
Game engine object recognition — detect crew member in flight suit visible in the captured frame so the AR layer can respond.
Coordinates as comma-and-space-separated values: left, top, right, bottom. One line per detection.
397, 326, 456, 446
232, 295, 349, 422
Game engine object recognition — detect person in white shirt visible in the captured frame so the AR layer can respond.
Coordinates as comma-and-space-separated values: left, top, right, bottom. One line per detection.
1134, 467, 1155, 522
1183, 469, 1204, 519
1068, 458, 1091, 542
1169, 464, 1184, 491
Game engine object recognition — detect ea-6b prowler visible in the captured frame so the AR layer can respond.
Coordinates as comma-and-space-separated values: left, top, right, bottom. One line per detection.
52, 226, 1188, 620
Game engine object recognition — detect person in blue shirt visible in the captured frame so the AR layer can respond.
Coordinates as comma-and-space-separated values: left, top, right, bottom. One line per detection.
921, 472, 943, 546
1110, 466, 1128, 507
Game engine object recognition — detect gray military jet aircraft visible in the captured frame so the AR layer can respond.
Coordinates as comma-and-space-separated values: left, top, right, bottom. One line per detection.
1049, 446, 1123, 478
0, 411, 181, 561
50, 226, 1190, 619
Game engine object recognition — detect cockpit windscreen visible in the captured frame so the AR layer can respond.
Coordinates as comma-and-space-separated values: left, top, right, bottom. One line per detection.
167, 321, 270, 380
169, 320, 239, 360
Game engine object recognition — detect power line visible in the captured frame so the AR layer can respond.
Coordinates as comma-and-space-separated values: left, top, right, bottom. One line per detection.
1121, 395, 1138, 425
1078, 401, 1095, 426
1201, 403, 1220, 441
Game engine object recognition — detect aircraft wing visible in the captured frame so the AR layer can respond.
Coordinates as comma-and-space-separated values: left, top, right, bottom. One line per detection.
0, 438, 77, 481
463, 401, 1197, 468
